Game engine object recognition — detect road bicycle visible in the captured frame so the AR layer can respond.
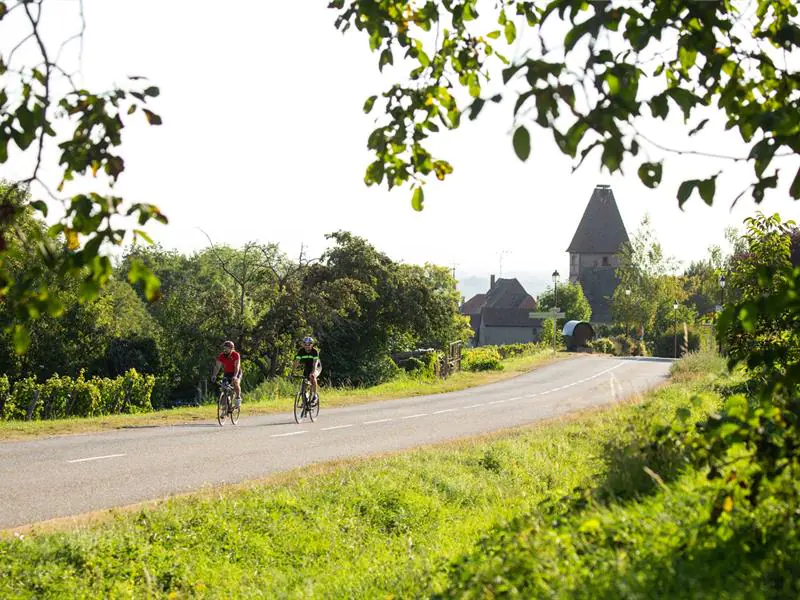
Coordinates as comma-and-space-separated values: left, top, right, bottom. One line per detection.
292, 374, 319, 423
216, 378, 241, 426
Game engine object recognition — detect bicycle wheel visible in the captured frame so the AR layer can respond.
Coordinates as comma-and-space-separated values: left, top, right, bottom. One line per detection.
308, 393, 319, 422
217, 391, 227, 426
293, 391, 307, 423
230, 397, 240, 425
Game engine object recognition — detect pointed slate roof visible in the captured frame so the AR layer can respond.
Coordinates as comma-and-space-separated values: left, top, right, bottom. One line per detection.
567, 185, 630, 254
461, 294, 486, 315
484, 278, 529, 309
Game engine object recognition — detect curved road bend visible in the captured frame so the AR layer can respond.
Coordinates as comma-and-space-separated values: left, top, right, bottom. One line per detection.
0, 355, 672, 530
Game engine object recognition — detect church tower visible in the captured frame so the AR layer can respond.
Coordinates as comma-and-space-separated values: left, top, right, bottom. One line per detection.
566, 184, 629, 324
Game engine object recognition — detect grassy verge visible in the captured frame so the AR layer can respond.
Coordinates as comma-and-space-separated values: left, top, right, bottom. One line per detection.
0, 350, 572, 441
0, 354, 748, 598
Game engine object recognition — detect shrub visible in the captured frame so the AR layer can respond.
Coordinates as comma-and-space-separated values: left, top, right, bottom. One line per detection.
652, 328, 701, 358
0, 374, 10, 420
462, 347, 503, 372
590, 338, 615, 354
494, 343, 542, 359
11, 377, 40, 420
93, 376, 126, 414
71, 372, 100, 417
39, 375, 73, 420
123, 368, 155, 413
150, 374, 176, 410
670, 349, 726, 382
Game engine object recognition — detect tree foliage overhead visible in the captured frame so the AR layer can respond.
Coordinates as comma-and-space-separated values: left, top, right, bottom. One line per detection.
330, 0, 800, 209
1, 2, 164, 351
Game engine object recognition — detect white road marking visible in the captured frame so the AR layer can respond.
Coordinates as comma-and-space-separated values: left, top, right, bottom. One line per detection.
433, 408, 457, 414
364, 418, 392, 424
67, 453, 126, 464
507, 396, 523, 402
402, 413, 427, 419
463, 403, 485, 409
321, 424, 353, 431
487, 400, 505, 405
271, 431, 308, 438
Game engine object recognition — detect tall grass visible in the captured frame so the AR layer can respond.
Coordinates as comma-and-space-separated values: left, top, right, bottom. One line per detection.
669, 347, 727, 383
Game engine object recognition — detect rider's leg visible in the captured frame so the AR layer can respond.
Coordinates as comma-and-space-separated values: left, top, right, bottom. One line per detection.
309, 372, 318, 399
233, 375, 242, 407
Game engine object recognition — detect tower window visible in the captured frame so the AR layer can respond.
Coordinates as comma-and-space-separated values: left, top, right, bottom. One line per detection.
602, 256, 609, 266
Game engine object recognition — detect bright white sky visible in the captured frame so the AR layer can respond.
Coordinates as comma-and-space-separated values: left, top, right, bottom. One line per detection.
4, 1, 800, 293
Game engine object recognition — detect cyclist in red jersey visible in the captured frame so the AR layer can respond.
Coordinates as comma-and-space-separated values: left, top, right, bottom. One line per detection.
211, 340, 242, 408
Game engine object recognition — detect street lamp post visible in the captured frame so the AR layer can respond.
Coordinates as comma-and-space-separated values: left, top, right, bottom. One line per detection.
625, 288, 631, 337
673, 302, 679, 359
718, 274, 726, 355
552, 270, 560, 355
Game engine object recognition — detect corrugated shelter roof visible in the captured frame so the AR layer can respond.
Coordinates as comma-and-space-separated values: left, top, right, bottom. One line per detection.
567, 185, 630, 254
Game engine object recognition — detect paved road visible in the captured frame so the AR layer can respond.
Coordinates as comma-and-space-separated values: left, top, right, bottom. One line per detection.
0, 355, 671, 529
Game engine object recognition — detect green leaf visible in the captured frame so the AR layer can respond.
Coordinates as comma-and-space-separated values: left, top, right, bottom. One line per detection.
637, 162, 663, 189
698, 177, 716, 206
379, 49, 393, 71
512, 125, 531, 161
600, 138, 624, 173
605, 73, 621, 95
12, 325, 30, 354
790, 166, 800, 199
502, 64, 523, 84
363, 95, 377, 114
665, 88, 702, 120
0, 137, 7, 163
486, 30, 501, 40
468, 98, 485, 120
144, 86, 160, 97
677, 179, 700, 207
29, 200, 48, 216
411, 186, 424, 211
688, 118, 709, 137
143, 109, 162, 125
504, 20, 517, 44
649, 93, 669, 119
134, 229, 154, 245
719, 421, 741, 439
678, 46, 698, 71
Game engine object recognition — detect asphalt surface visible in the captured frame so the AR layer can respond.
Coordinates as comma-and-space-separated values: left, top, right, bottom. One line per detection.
0, 355, 672, 530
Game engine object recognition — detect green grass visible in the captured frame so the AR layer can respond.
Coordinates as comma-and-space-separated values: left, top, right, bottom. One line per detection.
1, 361, 742, 598
0, 350, 569, 441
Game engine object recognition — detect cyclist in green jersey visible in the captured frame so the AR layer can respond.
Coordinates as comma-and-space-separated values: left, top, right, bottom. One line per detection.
293, 336, 322, 403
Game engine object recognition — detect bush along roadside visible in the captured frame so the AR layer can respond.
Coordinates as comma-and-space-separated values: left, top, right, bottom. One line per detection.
461, 342, 550, 372
0, 369, 155, 421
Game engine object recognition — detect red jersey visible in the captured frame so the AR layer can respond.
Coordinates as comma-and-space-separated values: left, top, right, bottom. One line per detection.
217, 350, 241, 375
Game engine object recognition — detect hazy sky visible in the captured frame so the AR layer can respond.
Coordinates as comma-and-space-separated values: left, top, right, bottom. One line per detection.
5, 1, 799, 286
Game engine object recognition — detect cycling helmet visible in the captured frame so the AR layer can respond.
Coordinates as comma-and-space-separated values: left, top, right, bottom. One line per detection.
302, 336, 314, 345
222, 340, 235, 349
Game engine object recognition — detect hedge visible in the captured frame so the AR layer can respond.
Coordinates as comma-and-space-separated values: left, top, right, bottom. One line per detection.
0, 369, 155, 421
